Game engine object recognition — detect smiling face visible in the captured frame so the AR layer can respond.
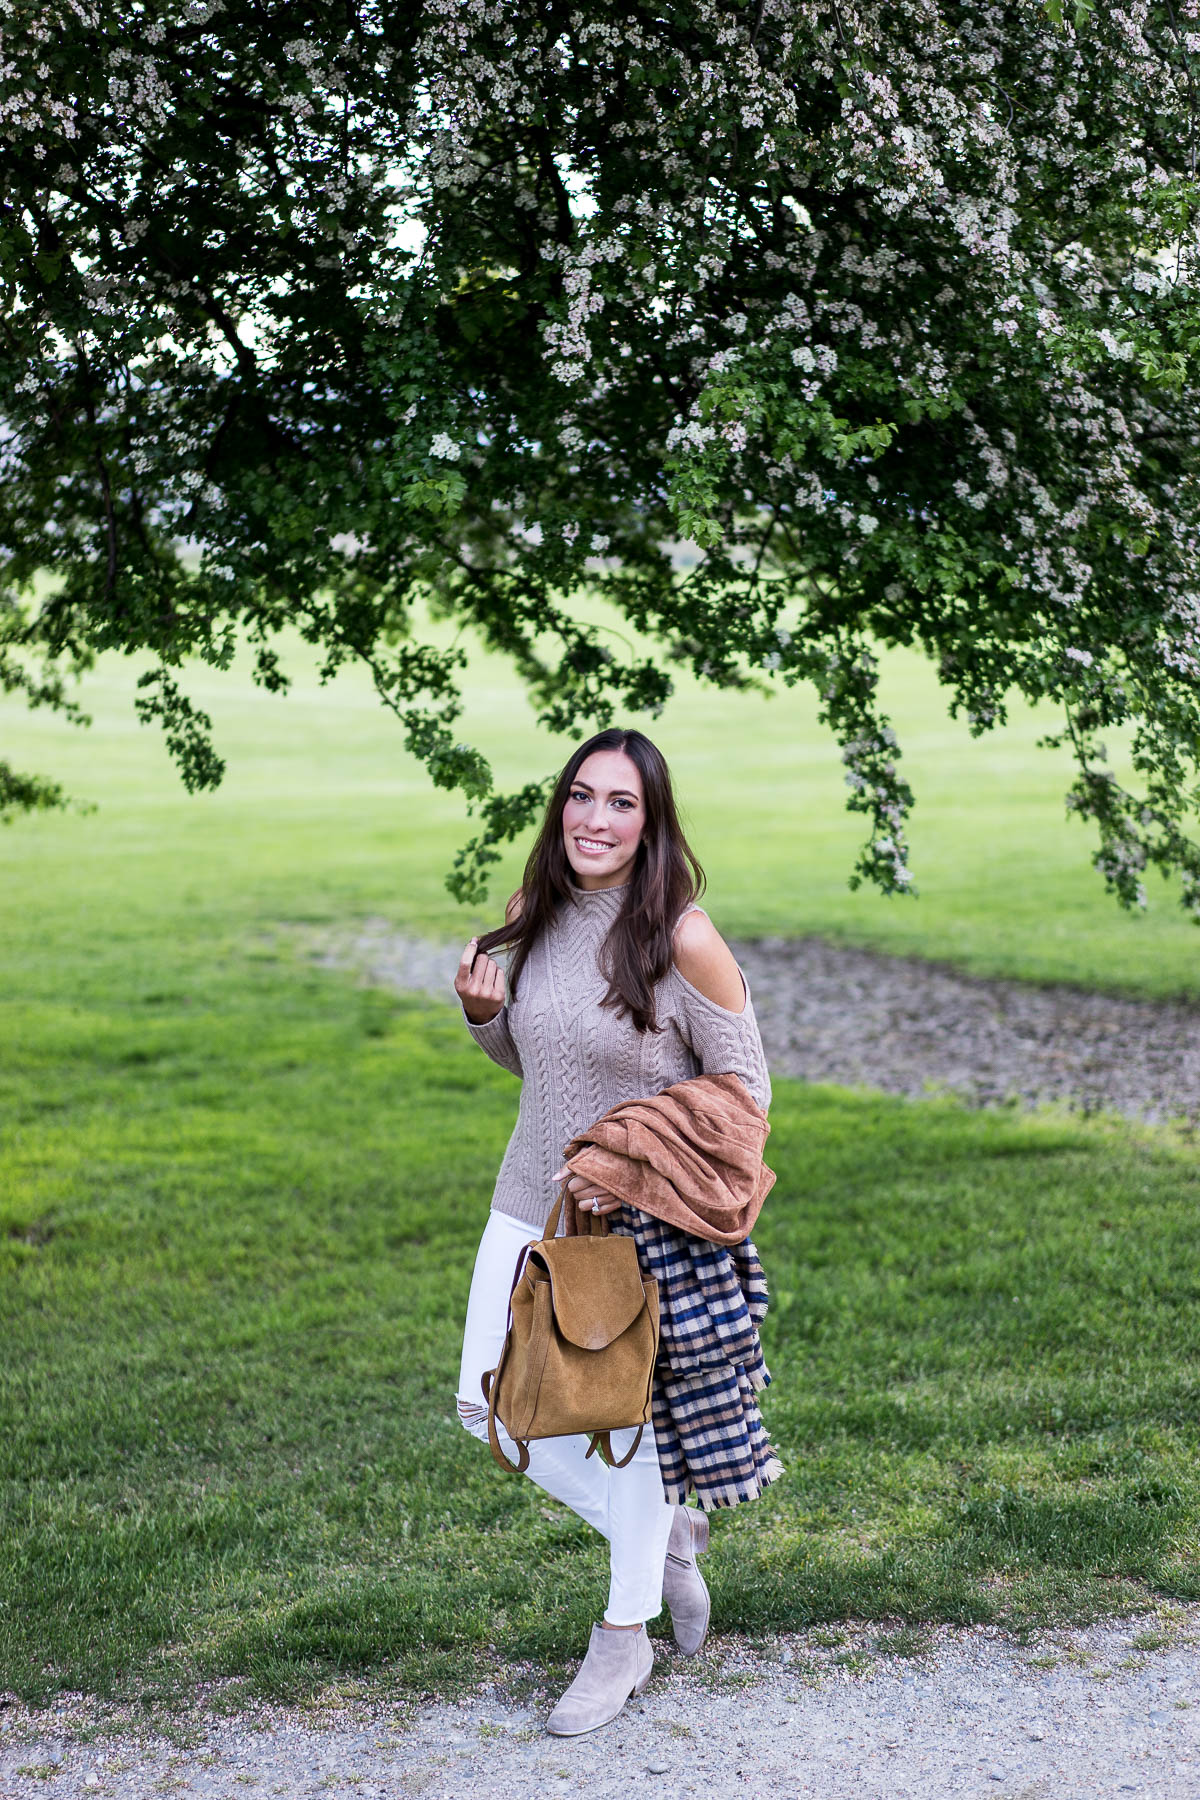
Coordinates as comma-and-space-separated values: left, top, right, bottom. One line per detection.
561, 749, 646, 889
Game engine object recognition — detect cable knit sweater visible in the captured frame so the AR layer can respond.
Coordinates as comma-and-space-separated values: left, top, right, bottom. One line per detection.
463, 882, 772, 1231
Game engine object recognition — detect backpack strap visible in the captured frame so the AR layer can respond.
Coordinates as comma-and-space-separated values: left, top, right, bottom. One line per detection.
482, 1366, 529, 1473
585, 1426, 644, 1469
481, 1241, 536, 1475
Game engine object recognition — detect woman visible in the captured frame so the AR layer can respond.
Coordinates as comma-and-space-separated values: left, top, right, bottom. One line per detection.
453, 727, 772, 1735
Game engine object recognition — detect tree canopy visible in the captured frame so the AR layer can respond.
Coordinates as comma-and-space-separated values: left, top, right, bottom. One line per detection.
3, 0, 1200, 912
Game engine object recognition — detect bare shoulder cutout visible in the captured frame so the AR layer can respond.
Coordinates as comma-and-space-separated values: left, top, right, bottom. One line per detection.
671, 908, 747, 1014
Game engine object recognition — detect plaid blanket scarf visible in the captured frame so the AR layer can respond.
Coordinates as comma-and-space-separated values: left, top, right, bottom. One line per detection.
612, 1206, 783, 1510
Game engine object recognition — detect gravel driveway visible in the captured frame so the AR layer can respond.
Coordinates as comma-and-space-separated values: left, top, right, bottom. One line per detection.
3, 1609, 1198, 1799
299, 919, 1200, 1124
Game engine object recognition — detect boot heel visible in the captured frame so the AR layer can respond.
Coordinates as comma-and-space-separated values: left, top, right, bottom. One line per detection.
633, 1666, 654, 1697
691, 1510, 710, 1556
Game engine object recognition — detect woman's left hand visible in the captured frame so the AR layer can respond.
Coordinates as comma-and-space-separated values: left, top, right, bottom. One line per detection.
553, 1165, 623, 1216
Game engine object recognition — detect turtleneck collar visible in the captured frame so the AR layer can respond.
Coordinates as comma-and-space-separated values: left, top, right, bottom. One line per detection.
564, 878, 629, 905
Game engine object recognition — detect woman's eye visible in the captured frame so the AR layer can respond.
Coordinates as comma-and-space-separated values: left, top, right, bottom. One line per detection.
567, 789, 635, 809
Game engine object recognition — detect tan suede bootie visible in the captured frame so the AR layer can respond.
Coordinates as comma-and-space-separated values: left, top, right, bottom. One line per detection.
662, 1503, 711, 1654
545, 1623, 654, 1736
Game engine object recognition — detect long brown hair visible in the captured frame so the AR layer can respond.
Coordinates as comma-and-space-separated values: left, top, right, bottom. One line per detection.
476, 728, 705, 1033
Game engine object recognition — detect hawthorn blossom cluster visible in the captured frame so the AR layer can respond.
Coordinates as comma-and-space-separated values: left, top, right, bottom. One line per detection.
3, 0, 1200, 909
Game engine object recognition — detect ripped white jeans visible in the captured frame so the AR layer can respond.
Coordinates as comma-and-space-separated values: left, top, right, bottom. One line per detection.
457, 1208, 676, 1626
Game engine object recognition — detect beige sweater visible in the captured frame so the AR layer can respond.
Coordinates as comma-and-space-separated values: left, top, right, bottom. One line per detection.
464, 883, 772, 1230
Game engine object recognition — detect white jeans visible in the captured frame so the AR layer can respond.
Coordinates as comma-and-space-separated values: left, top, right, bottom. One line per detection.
457, 1209, 676, 1626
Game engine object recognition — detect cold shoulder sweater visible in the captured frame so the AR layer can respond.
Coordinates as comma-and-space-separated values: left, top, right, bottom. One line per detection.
463, 883, 772, 1231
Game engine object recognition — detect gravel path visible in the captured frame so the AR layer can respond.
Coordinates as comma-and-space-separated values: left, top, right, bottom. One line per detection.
296, 918, 1200, 1125
3, 1609, 1198, 1799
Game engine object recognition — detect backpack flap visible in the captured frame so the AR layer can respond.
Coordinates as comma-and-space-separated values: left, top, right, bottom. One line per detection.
531, 1237, 648, 1350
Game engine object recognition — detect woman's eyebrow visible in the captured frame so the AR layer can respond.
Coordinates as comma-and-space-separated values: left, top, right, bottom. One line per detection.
572, 782, 640, 801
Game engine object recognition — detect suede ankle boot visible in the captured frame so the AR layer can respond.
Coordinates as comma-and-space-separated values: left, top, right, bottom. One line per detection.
662, 1503, 711, 1655
545, 1623, 653, 1736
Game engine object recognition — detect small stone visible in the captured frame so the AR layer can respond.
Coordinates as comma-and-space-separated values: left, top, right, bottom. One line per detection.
1027, 1731, 1045, 1741
780, 1647, 795, 1665
647, 1758, 670, 1774
988, 1773, 1005, 1783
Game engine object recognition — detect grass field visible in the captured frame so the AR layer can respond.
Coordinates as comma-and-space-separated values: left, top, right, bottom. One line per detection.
4, 613, 1200, 995
2, 626, 1199, 1707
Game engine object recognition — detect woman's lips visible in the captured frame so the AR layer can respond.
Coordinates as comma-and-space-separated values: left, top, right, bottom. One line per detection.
574, 836, 617, 854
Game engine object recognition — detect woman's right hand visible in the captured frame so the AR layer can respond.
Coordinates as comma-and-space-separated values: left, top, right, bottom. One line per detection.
455, 937, 506, 1024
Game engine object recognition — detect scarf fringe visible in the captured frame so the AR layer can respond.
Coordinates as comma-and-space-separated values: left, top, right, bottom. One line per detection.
666, 1453, 786, 1512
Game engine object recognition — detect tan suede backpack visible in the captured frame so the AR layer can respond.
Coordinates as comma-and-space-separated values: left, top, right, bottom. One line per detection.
481, 1190, 660, 1473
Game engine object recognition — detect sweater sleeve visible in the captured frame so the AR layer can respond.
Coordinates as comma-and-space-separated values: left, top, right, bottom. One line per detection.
461, 1003, 523, 1078
669, 964, 772, 1113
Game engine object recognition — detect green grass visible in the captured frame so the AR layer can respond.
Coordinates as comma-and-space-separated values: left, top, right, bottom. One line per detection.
3, 612, 1200, 996
3, 624, 1200, 1707
3, 951, 1199, 1706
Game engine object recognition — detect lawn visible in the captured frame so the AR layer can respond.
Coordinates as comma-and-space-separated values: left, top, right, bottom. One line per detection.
2, 627, 1199, 1706
4, 611, 1200, 995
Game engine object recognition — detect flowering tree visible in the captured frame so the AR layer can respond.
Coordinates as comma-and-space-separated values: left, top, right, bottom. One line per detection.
4, 0, 1200, 912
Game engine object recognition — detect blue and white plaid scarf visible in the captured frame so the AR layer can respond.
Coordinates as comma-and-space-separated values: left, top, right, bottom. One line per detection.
613, 1208, 783, 1510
